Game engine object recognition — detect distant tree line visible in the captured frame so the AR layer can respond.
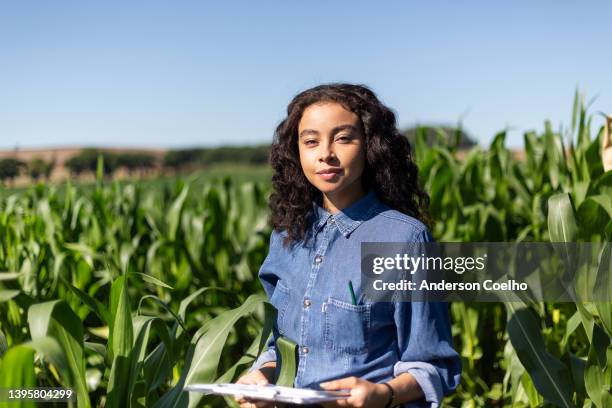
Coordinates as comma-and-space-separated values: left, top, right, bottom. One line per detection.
0, 158, 26, 184
65, 149, 157, 175
64, 145, 270, 175
162, 145, 269, 169
28, 158, 56, 180
0, 157, 55, 184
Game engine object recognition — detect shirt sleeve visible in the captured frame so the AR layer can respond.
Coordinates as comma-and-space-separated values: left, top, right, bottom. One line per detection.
247, 335, 277, 373
392, 227, 462, 407
247, 229, 283, 373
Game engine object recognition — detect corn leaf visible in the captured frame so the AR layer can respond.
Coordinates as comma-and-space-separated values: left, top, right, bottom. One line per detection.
506, 303, 575, 408
0, 346, 36, 408
27, 300, 90, 408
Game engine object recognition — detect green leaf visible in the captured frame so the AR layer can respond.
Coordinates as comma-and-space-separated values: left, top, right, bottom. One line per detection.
214, 324, 272, 407
96, 154, 104, 187
568, 353, 587, 399
84, 342, 108, 365
561, 311, 582, 350
106, 275, 134, 408
64, 242, 103, 262
175, 287, 228, 339
576, 302, 595, 343
112, 275, 133, 336
26, 336, 72, 385
0, 289, 20, 303
143, 343, 171, 394
548, 193, 578, 242
138, 295, 186, 333
544, 122, 564, 189
153, 294, 269, 408
571, 89, 580, 133
584, 325, 612, 407
0, 272, 22, 281
127, 316, 172, 407
0, 346, 37, 408
27, 300, 90, 408
131, 272, 174, 290
275, 336, 298, 387
185, 295, 266, 385
0, 330, 7, 358
108, 275, 125, 350
60, 276, 111, 325
141, 287, 228, 394
584, 195, 612, 220
167, 186, 189, 241
506, 303, 575, 408
215, 313, 273, 384
576, 194, 612, 240
520, 370, 544, 407
593, 244, 612, 338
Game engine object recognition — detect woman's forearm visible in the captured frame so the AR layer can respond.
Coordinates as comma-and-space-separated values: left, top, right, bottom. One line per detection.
258, 361, 425, 405
377, 372, 425, 406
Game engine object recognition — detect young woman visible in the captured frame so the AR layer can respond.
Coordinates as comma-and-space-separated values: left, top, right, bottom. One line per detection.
235, 83, 461, 408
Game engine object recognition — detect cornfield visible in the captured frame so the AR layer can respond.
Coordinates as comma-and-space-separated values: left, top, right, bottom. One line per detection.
1, 93, 611, 407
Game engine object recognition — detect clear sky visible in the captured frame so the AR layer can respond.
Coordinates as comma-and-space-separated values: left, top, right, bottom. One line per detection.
1, 1, 610, 149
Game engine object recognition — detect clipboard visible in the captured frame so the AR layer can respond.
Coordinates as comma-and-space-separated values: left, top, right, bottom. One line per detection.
184, 383, 351, 404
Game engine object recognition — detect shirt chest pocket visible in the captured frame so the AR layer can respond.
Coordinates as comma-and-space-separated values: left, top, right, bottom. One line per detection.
323, 297, 371, 354
269, 280, 291, 335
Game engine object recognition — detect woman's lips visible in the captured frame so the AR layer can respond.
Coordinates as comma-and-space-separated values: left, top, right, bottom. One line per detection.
317, 169, 342, 181
318, 172, 339, 181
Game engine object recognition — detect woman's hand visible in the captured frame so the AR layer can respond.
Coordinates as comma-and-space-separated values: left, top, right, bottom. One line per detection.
234, 363, 276, 408
319, 376, 391, 408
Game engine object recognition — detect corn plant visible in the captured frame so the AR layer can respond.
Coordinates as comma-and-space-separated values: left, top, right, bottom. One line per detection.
413, 92, 612, 407
0, 169, 275, 407
1, 93, 611, 407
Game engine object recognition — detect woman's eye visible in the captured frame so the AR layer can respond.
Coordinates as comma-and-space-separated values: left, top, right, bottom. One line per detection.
304, 139, 317, 145
335, 135, 351, 142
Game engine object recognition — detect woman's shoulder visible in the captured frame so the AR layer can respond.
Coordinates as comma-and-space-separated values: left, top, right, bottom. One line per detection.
268, 228, 289, 248
268, 228, 303, 251
375, 206, 427, 230
366, 204, 432, 242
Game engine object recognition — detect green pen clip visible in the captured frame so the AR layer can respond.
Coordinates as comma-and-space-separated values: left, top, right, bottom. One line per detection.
348, 280, 357, 305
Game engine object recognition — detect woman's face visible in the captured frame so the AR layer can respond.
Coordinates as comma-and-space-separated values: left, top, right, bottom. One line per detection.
297, 101, 366, 205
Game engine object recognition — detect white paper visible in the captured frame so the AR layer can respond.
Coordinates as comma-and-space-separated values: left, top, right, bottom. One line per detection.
184, 383, 351, 404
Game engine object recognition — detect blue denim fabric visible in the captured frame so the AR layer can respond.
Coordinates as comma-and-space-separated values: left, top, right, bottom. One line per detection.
248, 190, 462, 407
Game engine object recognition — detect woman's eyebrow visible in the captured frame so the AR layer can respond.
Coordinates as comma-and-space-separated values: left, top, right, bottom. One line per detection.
299, 124, 358, 138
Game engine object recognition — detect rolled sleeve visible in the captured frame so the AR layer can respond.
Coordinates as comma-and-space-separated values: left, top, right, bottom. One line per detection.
247, 337, 277, 373
393, 362, 444, 407
392, 227, 462, 407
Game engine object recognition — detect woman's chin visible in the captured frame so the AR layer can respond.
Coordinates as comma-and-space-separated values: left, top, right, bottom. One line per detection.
309, 179, 341, 192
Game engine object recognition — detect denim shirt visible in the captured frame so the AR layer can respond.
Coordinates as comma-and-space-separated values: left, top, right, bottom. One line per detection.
248, 190, 462, 407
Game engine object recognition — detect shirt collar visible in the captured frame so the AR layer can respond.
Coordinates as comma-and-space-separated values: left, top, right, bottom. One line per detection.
311, 190, 380, 238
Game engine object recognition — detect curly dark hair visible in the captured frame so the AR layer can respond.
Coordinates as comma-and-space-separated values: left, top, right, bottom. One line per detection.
269, 83, 431, 246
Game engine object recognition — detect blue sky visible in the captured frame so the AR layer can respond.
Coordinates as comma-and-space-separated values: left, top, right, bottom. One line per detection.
0, 1, 610, 149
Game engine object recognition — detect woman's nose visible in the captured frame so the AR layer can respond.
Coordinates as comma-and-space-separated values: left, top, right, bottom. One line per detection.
318, 142, 336, 162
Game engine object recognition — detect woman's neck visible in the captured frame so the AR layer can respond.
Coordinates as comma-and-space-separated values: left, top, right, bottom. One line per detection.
321, 183, 367, 214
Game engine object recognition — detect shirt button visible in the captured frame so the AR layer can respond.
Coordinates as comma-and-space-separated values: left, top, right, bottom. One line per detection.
314, 255, 323, 264
301, 346, 309, 354
303, 298, 311, 308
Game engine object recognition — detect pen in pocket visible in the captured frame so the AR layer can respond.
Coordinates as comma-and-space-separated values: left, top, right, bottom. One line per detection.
348, 280, 357, 305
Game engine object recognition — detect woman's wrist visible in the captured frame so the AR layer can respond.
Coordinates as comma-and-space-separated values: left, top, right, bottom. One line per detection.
375, 382, 394, 407
259, 362, 277, 383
